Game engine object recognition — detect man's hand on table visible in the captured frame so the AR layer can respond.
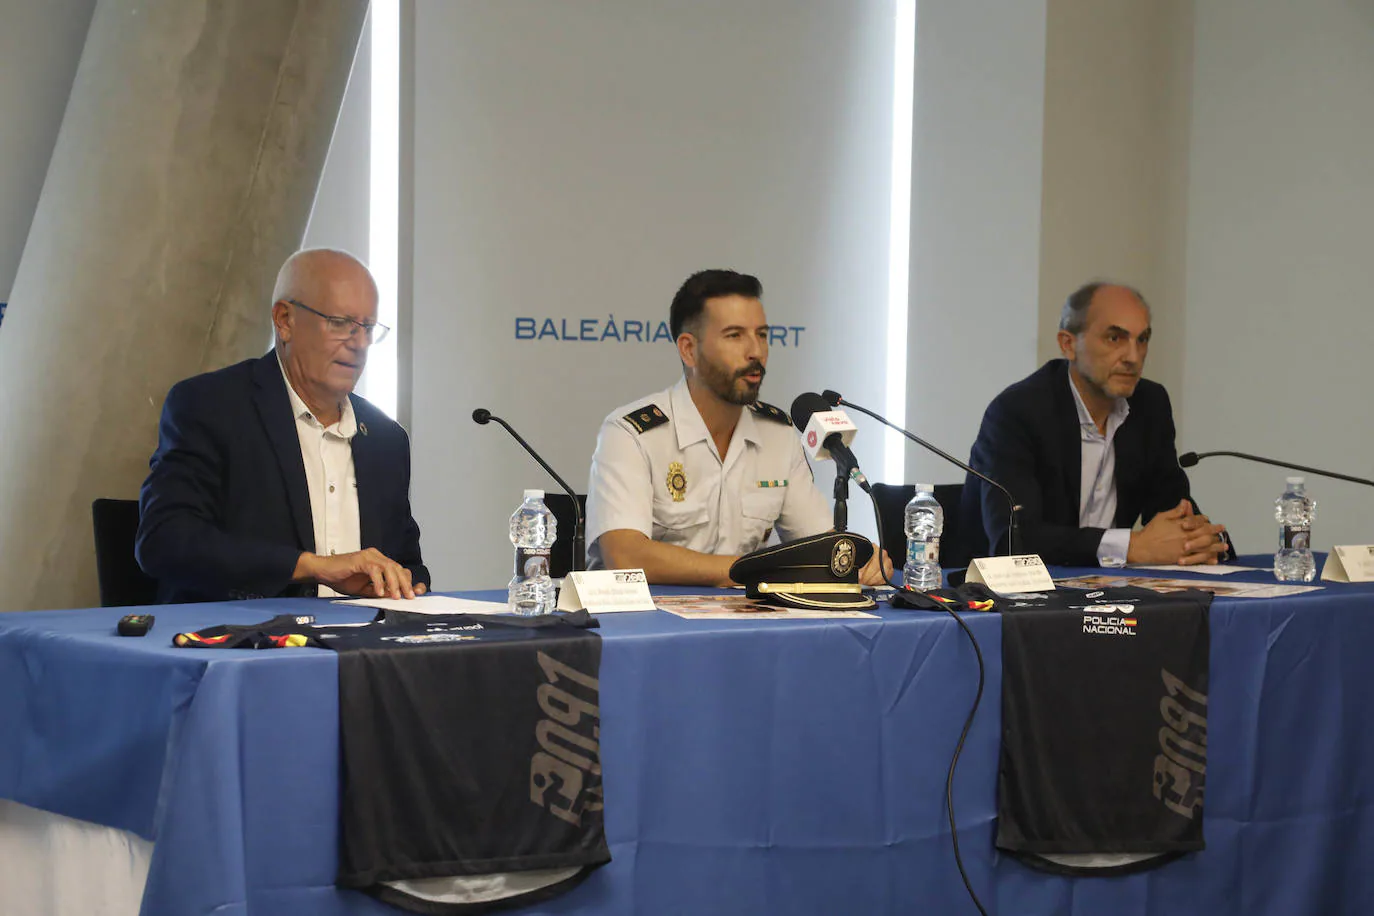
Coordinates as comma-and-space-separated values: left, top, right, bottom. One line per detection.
859, 545, 895, 587
1127, 500, 1229, 566
294, 548, 426, 599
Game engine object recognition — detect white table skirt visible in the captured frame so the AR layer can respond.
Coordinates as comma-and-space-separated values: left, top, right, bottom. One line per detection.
0, 799, 151, 916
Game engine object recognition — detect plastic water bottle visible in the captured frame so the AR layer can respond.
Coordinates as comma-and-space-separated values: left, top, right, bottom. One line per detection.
508, 489, 558, 615
903, 483, 943, 591
1274, 476, 1316, 582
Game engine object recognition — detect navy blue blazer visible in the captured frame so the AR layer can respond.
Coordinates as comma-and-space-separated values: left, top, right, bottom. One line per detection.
959, 359, 1201, 567
136, 352, 429, 603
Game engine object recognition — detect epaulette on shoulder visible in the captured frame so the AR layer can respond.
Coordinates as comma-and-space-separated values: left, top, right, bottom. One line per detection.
622, 403, 670, 434
749, 400, 791, 425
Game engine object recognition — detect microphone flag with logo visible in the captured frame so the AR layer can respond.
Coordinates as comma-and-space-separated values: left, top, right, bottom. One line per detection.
789, 392, 870, 491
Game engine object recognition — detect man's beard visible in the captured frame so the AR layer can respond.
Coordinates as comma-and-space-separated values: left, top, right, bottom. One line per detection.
1084, 366, 1139, 400
699, 358, 766, 406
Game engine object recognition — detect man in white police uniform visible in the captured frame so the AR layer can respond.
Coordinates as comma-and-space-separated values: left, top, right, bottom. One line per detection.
586, 269, 889, 586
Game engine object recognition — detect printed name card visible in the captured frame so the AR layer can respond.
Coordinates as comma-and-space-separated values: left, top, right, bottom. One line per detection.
1321, 546, 1374, 583
964, 554, 1055, 596
557, 569, 657, 613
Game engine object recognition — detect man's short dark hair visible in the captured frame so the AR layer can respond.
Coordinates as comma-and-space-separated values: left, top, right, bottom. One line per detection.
1059, 281, 1150, 335
669, 269, 763, 340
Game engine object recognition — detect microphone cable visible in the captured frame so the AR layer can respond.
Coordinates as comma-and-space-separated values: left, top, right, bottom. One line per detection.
867, 492, 988, 916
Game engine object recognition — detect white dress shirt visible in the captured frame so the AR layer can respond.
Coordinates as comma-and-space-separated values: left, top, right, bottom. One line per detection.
585, 379, 833, 569
278, 355, 361, 596
1067, 373, 1131, 566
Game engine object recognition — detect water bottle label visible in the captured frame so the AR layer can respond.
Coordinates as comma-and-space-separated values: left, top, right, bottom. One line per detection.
515, 547, 553, 578
1281, 525, 1310, 550
907, 538, 940, 565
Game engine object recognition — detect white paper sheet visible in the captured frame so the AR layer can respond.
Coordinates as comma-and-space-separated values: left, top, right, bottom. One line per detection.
331, 594, 511, 614
1055, 574, 1322, 599
1128, 564, 1265, 576
654, 595, 879, 619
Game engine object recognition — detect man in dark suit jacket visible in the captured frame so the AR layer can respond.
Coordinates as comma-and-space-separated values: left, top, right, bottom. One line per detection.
960, 282, 1230, 568
137, 249, 429, 603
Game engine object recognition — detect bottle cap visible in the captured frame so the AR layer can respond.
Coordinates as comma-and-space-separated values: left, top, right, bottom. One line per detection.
916, 483, 934, 492
1285, 476, 1304, 486
523, 488, 545, 500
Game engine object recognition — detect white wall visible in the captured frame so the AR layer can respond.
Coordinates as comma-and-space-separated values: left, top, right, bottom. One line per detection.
1180, 0, 1374, 554
410, 0, 901, 587
1037, 0, 1193, 398
0, 0, 95, 307
905, 0, 1048, 487
319, 0, 1374, 578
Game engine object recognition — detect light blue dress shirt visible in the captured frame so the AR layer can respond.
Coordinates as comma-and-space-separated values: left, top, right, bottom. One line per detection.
1067, 374, 1131, 566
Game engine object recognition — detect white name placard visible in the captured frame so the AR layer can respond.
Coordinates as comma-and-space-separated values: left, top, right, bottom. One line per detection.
1321, 545, 1374, 583
964, 554, 1055, 595
557, 569, 657, 613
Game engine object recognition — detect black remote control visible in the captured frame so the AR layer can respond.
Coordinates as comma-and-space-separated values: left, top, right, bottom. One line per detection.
117, 613, 154, 637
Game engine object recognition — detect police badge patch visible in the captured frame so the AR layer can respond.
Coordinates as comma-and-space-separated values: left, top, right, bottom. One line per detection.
666, 462, 687, 502
830, 537, 856, 577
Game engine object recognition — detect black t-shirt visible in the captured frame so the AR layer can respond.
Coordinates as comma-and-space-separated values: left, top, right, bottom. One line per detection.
992, 586, 1211, 875
175, 610, 610, 912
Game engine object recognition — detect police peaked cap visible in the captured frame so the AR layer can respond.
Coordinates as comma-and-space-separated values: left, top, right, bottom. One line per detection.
729, 532, 877, 610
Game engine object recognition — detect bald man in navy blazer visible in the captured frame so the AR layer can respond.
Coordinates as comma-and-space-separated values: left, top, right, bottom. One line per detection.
137, 250, 429, 604
960, 282, 1231, 568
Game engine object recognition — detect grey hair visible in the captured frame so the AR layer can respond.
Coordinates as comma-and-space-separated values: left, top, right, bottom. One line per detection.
1059, 281, 1149, 335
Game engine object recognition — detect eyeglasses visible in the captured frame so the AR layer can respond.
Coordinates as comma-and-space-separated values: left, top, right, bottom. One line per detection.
285, 298, 391, 345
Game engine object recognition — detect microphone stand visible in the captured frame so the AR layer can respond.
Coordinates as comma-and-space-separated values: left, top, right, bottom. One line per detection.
1181, 451, 1374, 489
831, 395, 1020, 557
473, 410, 586, 573
833, 470, 850, 532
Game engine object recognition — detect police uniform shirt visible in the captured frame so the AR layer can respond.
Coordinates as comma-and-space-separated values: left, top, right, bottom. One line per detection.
585, 379, 833, 569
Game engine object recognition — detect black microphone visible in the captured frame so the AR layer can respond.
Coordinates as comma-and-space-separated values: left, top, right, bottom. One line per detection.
471, 408, 586, 572
789, 392, 871, 492
1179, 450, 1374, 488
789, 392, 872, 533
822, 389, 1022, 558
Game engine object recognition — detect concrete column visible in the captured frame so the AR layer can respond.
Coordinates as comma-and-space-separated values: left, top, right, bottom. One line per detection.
0, 0, 368, 611
0, 0, 97, 307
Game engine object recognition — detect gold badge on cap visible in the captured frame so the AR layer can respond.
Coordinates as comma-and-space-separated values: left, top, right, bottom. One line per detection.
667, 461, 688, 502
830, 537, 856, 577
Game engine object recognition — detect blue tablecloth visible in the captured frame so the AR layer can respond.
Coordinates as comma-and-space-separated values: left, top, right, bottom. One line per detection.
3, 561, 1374, 915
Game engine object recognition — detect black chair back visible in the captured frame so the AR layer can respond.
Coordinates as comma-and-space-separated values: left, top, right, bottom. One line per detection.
870, 483, 914, 568
92, 498, 159, 607
544, 492, 587, 579
868, 482, 969, 571
933, 483, 970, 569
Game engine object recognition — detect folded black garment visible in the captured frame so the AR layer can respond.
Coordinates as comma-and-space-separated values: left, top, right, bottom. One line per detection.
889, 581, 1005, 612
172, 612, 323, 648
171, 609, 598, 649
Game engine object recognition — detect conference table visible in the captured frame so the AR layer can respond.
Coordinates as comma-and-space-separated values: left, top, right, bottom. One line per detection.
2, 558, 1374, 915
